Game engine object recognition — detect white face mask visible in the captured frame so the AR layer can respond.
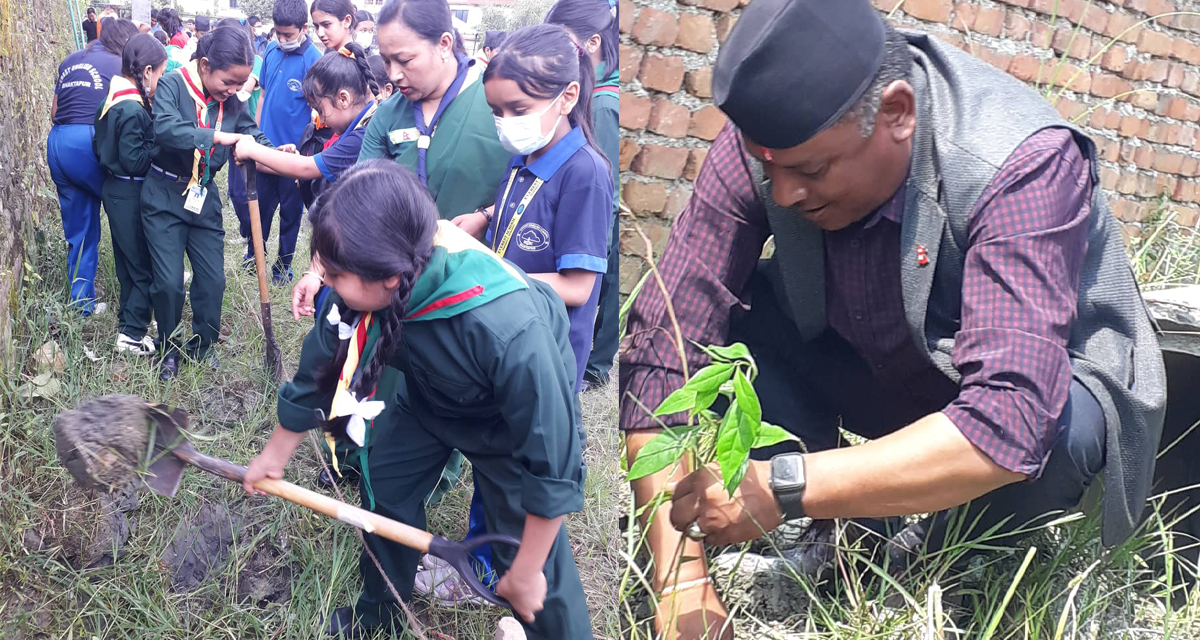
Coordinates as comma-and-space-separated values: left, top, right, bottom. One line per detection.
255, 26, 268, 36
356, 32, 374, 48
278, 37, 302, 52
494, 90, 567, 156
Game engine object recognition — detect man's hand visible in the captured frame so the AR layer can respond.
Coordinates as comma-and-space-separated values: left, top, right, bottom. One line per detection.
451, 210, 490, 240
495, 564, 547, 623
656, 579, 733, 640
670, 459, 785, 546
277, 143, 298, 154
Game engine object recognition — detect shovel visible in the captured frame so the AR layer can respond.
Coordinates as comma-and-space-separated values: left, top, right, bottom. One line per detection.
244, 159, 284, 382
139, 403, 518, 607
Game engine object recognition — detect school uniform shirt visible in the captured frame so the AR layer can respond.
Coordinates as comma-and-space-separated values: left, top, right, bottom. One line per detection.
484, 127, 614, 391
93, 99, 153, 178
260, 37, 322, 147
54, 45, 122, 125
83, 19, 98, 42
313, 102, 375, 183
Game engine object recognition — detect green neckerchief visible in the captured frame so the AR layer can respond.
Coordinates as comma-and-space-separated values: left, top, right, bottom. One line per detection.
595, 63, 619, 92
404, 221, 529, 323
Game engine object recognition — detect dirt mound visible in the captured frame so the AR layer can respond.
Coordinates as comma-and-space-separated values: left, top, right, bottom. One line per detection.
54, 395, 150, 491
25, 483, 141, 570
236, 542, 293, 606
163, 504, 243, 591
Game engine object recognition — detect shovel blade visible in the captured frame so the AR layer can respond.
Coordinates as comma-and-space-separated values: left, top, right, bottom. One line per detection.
140, 405, 191, 497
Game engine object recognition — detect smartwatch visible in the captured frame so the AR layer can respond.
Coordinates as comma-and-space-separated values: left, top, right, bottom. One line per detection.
768, 453, 807, 521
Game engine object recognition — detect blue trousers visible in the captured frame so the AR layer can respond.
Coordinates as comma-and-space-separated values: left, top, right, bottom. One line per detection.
732, 268, 1106, 553
227, 160, 252, 242
47, 124, 105, 312
253, 172, 304, 277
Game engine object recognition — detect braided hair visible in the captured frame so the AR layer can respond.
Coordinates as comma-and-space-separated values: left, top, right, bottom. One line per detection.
302, 41, 379, 107
309, 160, 436, 439
121, 33, 167, 114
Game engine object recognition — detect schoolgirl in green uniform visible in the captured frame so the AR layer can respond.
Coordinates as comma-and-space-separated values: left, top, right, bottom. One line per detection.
93, 34, 168, 356
243, 160, 593, 640
142, 26, 272, 380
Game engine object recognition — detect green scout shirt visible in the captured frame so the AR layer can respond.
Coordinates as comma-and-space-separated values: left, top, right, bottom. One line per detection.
278, 265, 584, 519
150, 70, 271, 183
593, 64, 619, 214
93, 100, 154, 178
357, 70, 512, 220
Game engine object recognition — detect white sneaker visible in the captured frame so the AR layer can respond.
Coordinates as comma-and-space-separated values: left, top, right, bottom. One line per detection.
91, 302, 107, 316
116, 333, 155, 355
412, 554, 495, 607
140, 335, 156, 352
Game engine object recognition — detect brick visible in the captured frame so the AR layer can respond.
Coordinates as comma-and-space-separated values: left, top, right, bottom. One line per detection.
1089, 107, 1110, 129
622, 180, 667, 215
1166, 63, 1186, 88
664, 186, 692, 219
619, 139, 640, 171
952, 2, 977, 31
1120, 115, 1143, 136
1141, 58, 1171, 82
1112, 198, 1138, 221
974, 6, 1005, 36
937, 32, 967, 50
1183, 70, 1200, 96
1031, 21, 1054, 48
1166, 123, 1182, 145
619, 94, 652, 130
619, 45, 643, 84
1101, 166, 1121, 189
1177, 205, 1200, 228
1056, 98, 1088, 121
619, 256, 646, 295
1101, 46, 1128, 73
1180, 126, 1198, 148
1181, 41, 1200, 66
631, 8, 678, 47
1132, 89, 1159, 110
1091, 73, 1132, 98
1031, 0, 1075, 16
1147, 121, 1169, 143
1078, 2, 1110, 32
1134, 144, 1156, 169
639, 54, 686, 94
1102, 138, 1122, 162
676, 13, 715, 53
1120, 140, 1138, 162
1008, 55, 1045, 83
632, 145, 689, 179
619, 0, 636, 34
1137, 29, 1174, 57
1174, 180, 1196, 202
1149, 0, 1176, 25
1052, 28, 1091, 60
1166, 96, 1192, 120
715, 14, 738, 45
1005, 12, 1032, 39
1104, 11, 1140, 44
685, 67, 713, 99
1184, 155, 1200, 176
678, 0, 739, 13
1117, 169, 1139, 193
684, 148, 707, 181
1176, 13, 1200, 33
1137, 173, 1159, 197
1106, 109, 1123, 129
998, 0, 1031, 7
902, 0, 953, 22
648, 100, 691, 138
689, 105, 727, 140
1157, 173, 1179, 197
978, 47, 1013, 71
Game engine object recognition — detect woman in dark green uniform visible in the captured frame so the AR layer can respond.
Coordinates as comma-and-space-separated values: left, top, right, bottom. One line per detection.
93, 33, 168, 356
243, 160, 593, 639
142, 26, 272, 380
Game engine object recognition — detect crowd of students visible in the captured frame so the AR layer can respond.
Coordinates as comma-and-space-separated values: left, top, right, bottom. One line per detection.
50, 0, 618, 637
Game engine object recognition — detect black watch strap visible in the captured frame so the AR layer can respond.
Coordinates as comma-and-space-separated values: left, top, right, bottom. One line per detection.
769, 453, 807, 521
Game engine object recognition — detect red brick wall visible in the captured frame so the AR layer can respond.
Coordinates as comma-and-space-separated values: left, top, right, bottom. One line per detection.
618, 0, 1200, 292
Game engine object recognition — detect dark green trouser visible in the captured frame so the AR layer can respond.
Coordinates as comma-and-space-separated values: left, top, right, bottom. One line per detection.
102, 178, 154, 340
353, 405, 594, 640
586, 210, 620, 380
140, 173, 225, 358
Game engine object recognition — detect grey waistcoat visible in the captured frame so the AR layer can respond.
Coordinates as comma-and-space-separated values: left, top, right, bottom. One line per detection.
756, 31, 1166, 546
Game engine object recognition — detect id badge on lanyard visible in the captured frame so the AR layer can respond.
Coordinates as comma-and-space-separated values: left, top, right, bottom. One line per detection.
186, 102, 224, 215
492, 169, 545, 258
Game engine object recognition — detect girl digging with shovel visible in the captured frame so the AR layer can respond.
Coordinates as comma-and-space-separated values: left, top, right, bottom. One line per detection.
243, 160, 593, 639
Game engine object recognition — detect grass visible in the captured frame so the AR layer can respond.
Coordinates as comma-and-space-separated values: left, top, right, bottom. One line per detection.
0, 166, 623, 639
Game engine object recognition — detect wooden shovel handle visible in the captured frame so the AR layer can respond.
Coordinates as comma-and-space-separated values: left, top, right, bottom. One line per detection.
244, 160, 271, 305
253, 477, 435, 553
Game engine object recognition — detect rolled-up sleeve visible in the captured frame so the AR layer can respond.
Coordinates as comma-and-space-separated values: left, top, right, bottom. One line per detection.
942, 128, 1091, 478
490, 319, 584, 519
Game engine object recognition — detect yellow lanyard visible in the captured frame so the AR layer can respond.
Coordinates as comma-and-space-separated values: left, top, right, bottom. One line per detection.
491, 168, 545, 258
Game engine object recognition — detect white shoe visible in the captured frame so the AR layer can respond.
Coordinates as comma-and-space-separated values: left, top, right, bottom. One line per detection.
90, 302, 107, 316
116, 333, 155, 355
413, 554, 494, 607
140, 335, 156, 352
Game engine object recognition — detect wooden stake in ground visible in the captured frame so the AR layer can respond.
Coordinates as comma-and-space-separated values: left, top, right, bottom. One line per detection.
244, 159, 284, 382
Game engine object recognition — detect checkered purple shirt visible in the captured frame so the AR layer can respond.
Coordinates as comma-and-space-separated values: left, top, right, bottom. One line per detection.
620, 123, 1092, 478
